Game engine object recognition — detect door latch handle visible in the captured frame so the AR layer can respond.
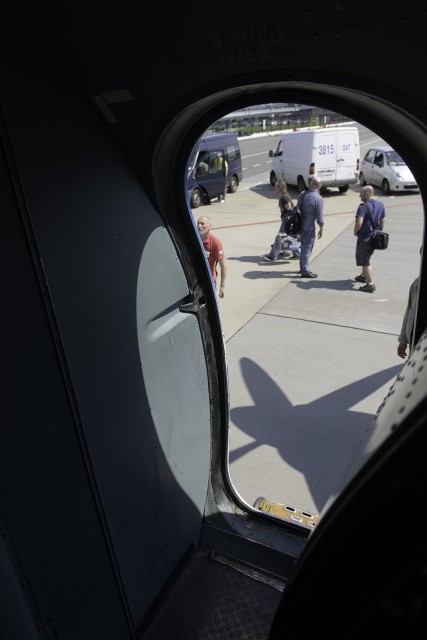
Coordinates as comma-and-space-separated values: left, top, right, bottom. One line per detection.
179, 286, 206, 316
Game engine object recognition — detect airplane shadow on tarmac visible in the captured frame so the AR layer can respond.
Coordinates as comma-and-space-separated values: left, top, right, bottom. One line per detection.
229, 357, 402, 513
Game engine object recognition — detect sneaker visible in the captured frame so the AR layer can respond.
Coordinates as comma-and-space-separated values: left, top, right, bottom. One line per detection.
301, 271, 318, 278
359, 283, 376, 293
290, 255, 300, 260
263, 255, 276, 261
355, 275, 367, 283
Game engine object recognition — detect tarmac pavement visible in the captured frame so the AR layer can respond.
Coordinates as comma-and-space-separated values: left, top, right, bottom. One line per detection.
191, 177, 423, 518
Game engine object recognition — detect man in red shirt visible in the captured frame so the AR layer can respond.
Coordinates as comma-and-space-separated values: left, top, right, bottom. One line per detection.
197, 215, 227, 298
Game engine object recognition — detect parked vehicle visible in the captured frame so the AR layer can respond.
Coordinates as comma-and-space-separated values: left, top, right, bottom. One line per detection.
187, 132, 243, 207
268, 126, 360, 193
359, 145, 419, 194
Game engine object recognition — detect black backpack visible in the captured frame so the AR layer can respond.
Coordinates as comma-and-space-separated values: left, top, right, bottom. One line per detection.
284, 191, 306, 235
283, 205, 302, 235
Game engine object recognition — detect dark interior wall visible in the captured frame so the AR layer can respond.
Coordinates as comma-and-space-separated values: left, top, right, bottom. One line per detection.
3, 2, 426, 177
1, 96, 138, 637
0, 42, 212, 637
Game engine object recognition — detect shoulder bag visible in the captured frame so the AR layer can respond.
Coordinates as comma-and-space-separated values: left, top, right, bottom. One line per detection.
364, 202, 389, 250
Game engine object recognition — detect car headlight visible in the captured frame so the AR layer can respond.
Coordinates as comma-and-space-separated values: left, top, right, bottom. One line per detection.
393, 171, 403, 179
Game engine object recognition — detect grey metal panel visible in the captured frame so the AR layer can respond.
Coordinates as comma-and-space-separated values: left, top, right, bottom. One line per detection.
137, 225, 211, 514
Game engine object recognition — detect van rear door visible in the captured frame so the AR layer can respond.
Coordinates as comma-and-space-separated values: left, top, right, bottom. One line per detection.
314, 131, 337, 182
336, 129, 359, 183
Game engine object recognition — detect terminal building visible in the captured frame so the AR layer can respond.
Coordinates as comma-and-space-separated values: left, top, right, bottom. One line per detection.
211, 103, 352, 133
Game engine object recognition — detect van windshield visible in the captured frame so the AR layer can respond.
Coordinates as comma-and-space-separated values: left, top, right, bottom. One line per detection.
188, 148, 199, 172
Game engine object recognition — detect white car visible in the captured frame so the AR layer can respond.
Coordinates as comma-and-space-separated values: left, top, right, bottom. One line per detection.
359, 145, 418, 194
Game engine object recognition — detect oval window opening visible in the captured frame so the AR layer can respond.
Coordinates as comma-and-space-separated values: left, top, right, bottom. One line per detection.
186, 102, 424, 530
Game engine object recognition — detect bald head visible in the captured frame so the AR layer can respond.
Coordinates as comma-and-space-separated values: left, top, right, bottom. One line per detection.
310, 178, 322, 190
361, 185, 374, 200
197, 215, 212, 240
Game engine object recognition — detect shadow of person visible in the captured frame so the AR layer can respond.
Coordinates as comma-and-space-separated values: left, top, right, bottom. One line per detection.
294, 278, 355, 291
243, 270, 295, 280
226, 255, 287, 264
247, 183, 279, 200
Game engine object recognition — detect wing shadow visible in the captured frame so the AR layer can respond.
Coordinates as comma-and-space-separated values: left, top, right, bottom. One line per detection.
229, 356, 401, 512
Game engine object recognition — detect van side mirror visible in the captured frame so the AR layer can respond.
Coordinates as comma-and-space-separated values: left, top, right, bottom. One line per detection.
269, 150, 273, 157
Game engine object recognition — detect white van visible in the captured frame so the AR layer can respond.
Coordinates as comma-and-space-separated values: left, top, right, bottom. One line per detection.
268, 126, 360, 193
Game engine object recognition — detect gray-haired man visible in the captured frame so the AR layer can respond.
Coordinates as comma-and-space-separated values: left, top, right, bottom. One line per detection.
297, 178, 324, 278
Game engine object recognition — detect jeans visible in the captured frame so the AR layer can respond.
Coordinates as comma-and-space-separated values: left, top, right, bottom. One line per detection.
300, 227, 315, 273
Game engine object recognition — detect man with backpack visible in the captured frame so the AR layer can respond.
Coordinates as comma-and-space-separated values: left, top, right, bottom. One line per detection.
297, 177, 324, 278
353, 185, 386, 293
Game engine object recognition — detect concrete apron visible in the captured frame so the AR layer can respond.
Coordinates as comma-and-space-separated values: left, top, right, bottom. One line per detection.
192, 179, 423, 518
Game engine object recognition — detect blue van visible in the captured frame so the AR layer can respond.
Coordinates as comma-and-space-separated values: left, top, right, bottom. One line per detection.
187, 132, 243, 208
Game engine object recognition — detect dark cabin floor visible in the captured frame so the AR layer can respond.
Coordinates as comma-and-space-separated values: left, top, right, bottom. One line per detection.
137, 547, 285, 639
